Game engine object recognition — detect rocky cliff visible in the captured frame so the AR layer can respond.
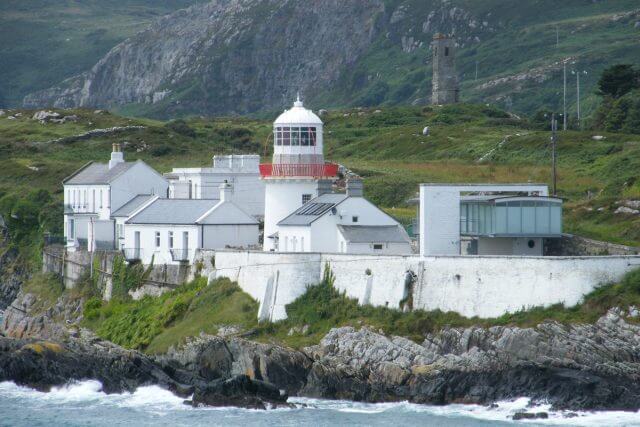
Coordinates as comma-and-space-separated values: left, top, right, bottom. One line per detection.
21, 0, 640, 117
23, 0, 386, 116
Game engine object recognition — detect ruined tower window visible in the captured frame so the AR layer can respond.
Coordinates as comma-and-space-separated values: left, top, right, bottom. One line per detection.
445, 47, 449, 56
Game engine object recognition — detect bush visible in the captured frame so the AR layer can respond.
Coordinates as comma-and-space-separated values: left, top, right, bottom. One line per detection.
166, 119, 196, 138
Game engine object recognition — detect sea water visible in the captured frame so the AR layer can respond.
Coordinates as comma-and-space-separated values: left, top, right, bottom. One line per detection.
0, 381, 639, 427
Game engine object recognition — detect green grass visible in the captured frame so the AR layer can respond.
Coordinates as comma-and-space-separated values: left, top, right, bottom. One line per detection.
73, 266, 640, 351
82, 277, 259, 354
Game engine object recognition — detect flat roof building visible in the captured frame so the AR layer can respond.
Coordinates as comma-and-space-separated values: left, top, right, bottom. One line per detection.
419, 183, 562, 256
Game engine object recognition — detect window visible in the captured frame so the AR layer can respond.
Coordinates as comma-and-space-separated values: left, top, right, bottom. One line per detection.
275, 127, 282, 146
168, 231, 174, 248
155, 231, 161, 247
69, 219, 75, 238
99, 190, 103, 209
194, 183, 198, 199
302, 194, 312, 204
282, 127, 291, 146
290, 128, 300, 146
445, 47, 449, 56
352, 216, 359, 223
92, 190, 96, 212
528, 239, 536, 249
373, 244, 383, 250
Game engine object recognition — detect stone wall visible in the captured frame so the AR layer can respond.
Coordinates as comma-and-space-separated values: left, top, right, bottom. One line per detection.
545, 234, 640, 256
209, 250, 640, 321
42, 247, 190, 300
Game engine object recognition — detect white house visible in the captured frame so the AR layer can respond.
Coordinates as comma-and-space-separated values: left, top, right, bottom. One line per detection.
419, 183, 563, 256
62, 144, 168, 251
166, 154, 265, 218
123, 183, 259, 265
275, 179, 412, 254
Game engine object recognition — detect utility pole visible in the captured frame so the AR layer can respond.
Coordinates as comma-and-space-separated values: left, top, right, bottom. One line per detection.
576, 71, 581, 129
563, 60, 567, 131
551, 113, 558, 196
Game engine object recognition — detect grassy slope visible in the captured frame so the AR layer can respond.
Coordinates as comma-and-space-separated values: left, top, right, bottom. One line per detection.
0, 0, 197, 107
1, 104, 639, 246
73, 266, 640, 352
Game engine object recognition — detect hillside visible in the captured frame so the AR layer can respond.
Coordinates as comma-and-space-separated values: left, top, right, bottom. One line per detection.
0, 0, 198, 107
10, 0, 640, 118
0, 104, 639, 250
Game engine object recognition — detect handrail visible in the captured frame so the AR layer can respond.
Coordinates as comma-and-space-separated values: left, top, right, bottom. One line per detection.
259, 163, 338, 178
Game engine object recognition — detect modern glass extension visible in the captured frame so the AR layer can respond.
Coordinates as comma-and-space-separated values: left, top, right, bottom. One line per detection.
460, 196, 562, 237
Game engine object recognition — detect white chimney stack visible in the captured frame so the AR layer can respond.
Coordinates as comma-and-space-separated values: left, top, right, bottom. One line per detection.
219, 181, 233, 202
109, 143, 124, 169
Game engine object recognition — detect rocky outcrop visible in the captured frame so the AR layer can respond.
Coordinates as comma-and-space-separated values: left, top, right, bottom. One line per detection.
303, 310, 640, 410
23, 0, 386, 116
0, 219, 26, 310
190, 374, 290, 409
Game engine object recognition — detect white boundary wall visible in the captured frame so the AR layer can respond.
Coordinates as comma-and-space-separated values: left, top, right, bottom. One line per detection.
200, 250, 640, 321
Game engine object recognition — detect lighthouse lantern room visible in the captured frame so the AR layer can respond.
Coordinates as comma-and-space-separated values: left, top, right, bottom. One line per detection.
261, 96, 338, 251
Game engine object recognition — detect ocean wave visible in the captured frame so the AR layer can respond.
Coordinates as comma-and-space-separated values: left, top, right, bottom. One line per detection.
1, 381, 640, 426
289, 396, 640, 426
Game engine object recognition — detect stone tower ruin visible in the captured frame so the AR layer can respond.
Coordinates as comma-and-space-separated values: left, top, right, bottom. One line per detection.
431, 33, 459, 105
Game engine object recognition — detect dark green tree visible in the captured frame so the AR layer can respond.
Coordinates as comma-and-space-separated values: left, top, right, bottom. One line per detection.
597, 64, 640, 99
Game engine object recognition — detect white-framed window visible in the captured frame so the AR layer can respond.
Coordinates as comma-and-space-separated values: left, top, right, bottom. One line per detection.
99, 190, 103, 208
352, 216, 359, 223
168, 231, 174, 248
302, 194, 312, 204
155, 231, 161, 247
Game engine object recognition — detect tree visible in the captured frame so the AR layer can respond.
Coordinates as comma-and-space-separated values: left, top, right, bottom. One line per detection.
597, 64, 640, 99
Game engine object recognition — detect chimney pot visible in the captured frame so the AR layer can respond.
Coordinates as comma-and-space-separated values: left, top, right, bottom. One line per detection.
346, 179, 364, 197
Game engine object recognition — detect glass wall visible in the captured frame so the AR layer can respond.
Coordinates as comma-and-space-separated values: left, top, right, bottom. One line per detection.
461, 198, 562, 236
275, 127, 317, 146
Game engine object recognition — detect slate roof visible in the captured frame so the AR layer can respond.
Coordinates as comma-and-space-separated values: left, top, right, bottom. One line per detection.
198, 201, 258, 225
63, 162, 137, 185
111, 195, 156, 217
277, 193, 347, 226
126, 199, 218, 225
337, 225, 411, 243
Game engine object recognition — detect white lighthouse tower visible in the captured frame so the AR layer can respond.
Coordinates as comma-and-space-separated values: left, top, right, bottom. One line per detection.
261, 96, 338, 251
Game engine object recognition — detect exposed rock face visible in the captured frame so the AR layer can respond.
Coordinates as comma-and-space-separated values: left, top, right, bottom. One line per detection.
304, 311, 640, 410
190, 374, 291, 409
0, 220, 26, 310
23, 0, 386, 116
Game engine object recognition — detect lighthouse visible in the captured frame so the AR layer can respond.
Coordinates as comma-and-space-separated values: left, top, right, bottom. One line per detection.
261, 96, 338, 251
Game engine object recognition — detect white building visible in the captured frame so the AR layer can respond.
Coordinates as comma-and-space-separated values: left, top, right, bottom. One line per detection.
261, 96, 339, 250
123, 183, 259, 265
62, 144, 168, 251
166, 154, 265, 218
276, 179, 412, 254
419, 183, 563, 256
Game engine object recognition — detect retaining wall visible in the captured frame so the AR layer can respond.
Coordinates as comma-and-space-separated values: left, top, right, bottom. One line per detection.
207, 250, 640, 321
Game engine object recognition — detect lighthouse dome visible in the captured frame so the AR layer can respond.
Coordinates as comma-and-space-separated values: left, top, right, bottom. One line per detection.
274, 97, 322, 126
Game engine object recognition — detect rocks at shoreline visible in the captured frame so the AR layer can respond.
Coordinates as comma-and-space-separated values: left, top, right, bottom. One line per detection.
190, 375, 291, 409
3, 288, 640, 411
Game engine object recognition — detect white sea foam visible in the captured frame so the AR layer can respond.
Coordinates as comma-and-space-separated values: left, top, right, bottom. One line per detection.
2, 382, 640, 426
289, 396, 640, 426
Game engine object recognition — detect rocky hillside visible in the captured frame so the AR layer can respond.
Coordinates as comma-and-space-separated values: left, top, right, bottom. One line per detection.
19, 0, 640, 117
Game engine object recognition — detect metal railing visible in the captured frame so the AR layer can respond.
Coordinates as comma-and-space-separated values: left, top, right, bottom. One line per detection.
170, 249, 191, 262
259, 163, 338, 178
122, 248, 142, 261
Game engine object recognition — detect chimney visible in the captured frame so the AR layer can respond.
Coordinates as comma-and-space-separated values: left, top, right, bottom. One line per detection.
317, 179, 332, 196
346, 179, 364, 197
109, 143, 124, 169
219, 180, 233, 202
